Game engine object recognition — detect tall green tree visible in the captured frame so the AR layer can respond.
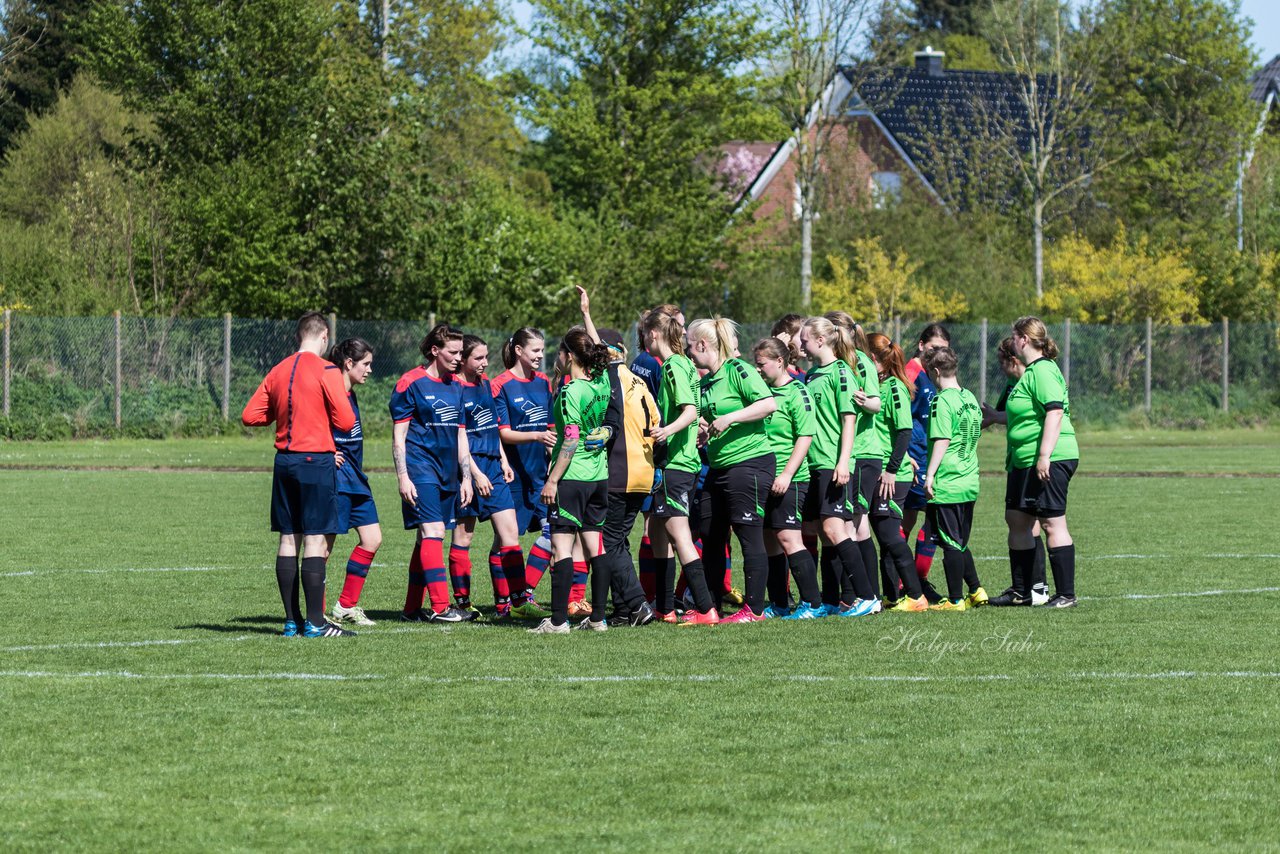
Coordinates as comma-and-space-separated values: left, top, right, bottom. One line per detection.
0, 0, 92, 154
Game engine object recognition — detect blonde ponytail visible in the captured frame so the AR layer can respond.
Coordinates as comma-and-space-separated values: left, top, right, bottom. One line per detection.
688, 317, 739, 364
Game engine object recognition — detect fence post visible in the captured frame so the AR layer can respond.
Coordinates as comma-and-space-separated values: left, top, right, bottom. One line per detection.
222, 313, 232, 421
3, 309, 10, 419
1144, 317, 1152, 413
979, 318, 988, 403
328, 312, 337, 346
1221, 317, 1229, 413
114, 310, 122, 429
428, 311, 437, 329
1062, 317, 1071, 389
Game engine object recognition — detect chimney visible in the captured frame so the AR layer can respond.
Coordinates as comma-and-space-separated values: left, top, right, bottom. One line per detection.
914, 45, 945, 77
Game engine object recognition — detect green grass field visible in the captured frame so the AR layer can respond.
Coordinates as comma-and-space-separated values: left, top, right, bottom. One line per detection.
2, 430, 1279, 851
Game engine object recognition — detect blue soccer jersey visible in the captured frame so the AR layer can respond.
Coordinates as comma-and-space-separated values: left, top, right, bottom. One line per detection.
906, 357, 937, 471
630, 350, 663, 399
460, 377, 504, 460
333, 389, 371, 497
491, 369, 553, 485
390, 366, 465, 489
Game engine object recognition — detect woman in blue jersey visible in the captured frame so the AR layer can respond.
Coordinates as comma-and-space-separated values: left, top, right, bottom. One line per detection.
903, 323, 950, 602
491, 328, 556, 620
391, 323, 475, 624
327, 338, 383, 628
448, 334, 526, 620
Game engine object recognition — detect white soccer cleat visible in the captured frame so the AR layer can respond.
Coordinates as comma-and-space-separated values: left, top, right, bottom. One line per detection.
331, 603, 376, 626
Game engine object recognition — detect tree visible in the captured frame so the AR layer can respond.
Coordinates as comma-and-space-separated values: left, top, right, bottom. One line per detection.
521, 0, 776, 325
813, 235, 968, 325
0, 0, 92, 154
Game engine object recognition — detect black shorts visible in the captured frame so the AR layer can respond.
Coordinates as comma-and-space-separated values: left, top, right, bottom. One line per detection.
871, 479, 912, 520
548, 479, 608, 533
804, 469, 854, 522
652, 468, 698, 519
765, 481, 808, 530
1005, 460, 1077, 518
271, 451, 339, 535
704, 454, 774, 528
854, 458, 882, 516
926, 501, 975, 552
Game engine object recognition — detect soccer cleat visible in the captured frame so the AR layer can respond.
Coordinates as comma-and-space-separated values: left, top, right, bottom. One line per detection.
510, 600, 550, 620
724, 587, 745, 606
1032, 586, 1051, 606
567, 599, 593, 618
781, 603, 827, 620
607, 611, 634, 628
492, 607, 513, 622
881, 597, 900, 611
331, 603, 375, 626
720, 607, 765, 624
1045, 594, 1078, 609
574, 616, 609, 632
678, 608, 721, 626
761, 604, 791, 619
820, 603, 843, 617
966, 587, 989, 608
837, 599, 877, 618
988, 588, 1031, 607
656, 610, 679, 624
456, 601, 482, 621
890, 595, 929, 613
401, 608, 434, 622
429, 606, 471, 623
928, 598, 967, 612
629, 601, 657, 627
303, 620, 356, 638
282, 620, 299, 637
527, 617, 571, 635
869, 599, 884, 615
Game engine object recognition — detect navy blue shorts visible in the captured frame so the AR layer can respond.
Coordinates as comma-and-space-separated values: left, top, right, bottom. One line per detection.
271, 451, 339, 535
458, 457, 516, 521
904, 460, 929, 511
401, 479, 457, 530
513, 477, 549, 534
336, 491, 379, 532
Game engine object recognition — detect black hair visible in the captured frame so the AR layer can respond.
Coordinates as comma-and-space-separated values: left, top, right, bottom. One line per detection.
561, 325, 611, 378
420, 323, 463, 361
329, 337, 373, 368
501, 326, 545, 369
918, 323, 951, 346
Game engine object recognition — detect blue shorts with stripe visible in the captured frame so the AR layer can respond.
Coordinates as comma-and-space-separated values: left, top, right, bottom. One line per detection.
337, 492, 379, 532
458, 456, 516, 521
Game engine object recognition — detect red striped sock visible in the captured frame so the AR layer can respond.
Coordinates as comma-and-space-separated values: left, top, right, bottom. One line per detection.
449, 543, 472, 601
338, 546, 376, 608
915, 526, 937, 579
420, 537, 449, 613
526, 540, 552, 590
488, 549, 511, 601
499, 546, 524, 600
404, 540, 426, 614
724, 544, 733, 590
570, 560, 588, 603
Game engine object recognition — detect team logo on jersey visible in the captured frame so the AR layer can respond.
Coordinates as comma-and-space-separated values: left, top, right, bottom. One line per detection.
470, 402, 495, 429
428, 396, 460, 423
518, 398, 549, 425
349, 419, 362, 439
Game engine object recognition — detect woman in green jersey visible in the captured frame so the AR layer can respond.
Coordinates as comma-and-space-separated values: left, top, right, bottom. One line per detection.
922, 347, 987, 611
529, 327, 615, 634
644, 308, 719, 624
866, 332, 928, 612
685, 318, 777, 624
752, 337, 823, 618
797, 316, 878, 617
1001, 317, 1079, 609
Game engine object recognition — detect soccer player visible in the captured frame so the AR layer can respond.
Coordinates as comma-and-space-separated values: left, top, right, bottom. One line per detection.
490, 328, 555, 619
771, 313, 807, 381
391, 323, 476, 624
866, 332, 928, 612
529, 326, 614, 634
630, 303, 682, 399
797, 316, 877, 617
752, 337, 822, 619
327, 337, 383, 628
241, 311, 356, 638
904, 324, 950, 602
451, 334, 526, 621
686, 317, 777, 624
998, 317, 1079, 608
983, 336, 1050, 606
644, 307, 718, 624
922, 346, 986, 611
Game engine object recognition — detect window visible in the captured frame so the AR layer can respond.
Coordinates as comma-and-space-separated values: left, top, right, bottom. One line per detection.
872, 171, 902, 208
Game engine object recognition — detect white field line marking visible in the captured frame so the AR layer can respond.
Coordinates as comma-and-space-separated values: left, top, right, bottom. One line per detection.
3, 637, 250, 653
1, 670, 1279, 685
1082, 586, 1280, 601
4, 566, 224, 577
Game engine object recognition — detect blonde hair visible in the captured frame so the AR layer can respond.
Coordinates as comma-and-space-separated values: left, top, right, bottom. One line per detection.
824, 310, 869, 355
1013, 316, 1060, 360
687, 317, 738, 363
802, 316, 855, 366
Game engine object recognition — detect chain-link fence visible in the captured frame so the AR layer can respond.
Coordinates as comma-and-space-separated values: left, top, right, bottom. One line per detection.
1, 311, 1277, 439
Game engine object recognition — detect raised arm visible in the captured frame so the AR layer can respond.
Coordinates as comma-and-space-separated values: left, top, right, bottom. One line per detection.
576, 285, 601, 344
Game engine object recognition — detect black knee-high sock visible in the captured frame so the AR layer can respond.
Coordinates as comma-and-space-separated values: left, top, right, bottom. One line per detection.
820, 546, 840, 606
550, 558, 573, 625
736, 526, 768, 615
873, 517, 911, 599
941, 548, 965, 602
1048, 544, 1076, 597
658, 557, 677, 613
1032, 538, 1048, 592
787, 549, 821, 607
300, 556, 327, 626
1009, 547, 1036, 598
962, 550, 980, 592
835, 538, 873, 601
682, 558, 714, 613
589, 554, 611, 623
766, 553, 789, 608
858, 538, 880, 598
275, 555, 300, 623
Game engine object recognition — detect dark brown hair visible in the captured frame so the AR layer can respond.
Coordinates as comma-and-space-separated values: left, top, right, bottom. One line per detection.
296, 311, 329, 345
560, 325, 611, 378
924, 345, 958, 377
329, 337, 373, 368
501, 326, 544, 369
420, 323, 463, 361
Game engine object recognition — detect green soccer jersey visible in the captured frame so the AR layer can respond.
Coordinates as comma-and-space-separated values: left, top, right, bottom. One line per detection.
763, 379, 817, 482
658, 353, 701, 473
804, 359, 857, 471
851, 350, 884, 460
877, 375, 914, 483
551, 372, 611, 482
1004, 358, 1079, 471
699, 357, 774, 469
927, 386, 981, 504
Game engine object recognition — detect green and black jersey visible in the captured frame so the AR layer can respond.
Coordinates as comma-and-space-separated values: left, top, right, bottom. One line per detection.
699, 357, 774, 469
657, 353, 701, 473
551, 372, 612, 482
928, 386, 981, 504
877, 375, 914, 483
804, 359, 857, 471
851, 350, 884, 460
763, 379, 817, 482
1005, 358, 1078, 471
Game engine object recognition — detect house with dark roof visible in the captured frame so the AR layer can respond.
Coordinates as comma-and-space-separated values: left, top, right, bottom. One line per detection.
726, 47, 1039, 224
